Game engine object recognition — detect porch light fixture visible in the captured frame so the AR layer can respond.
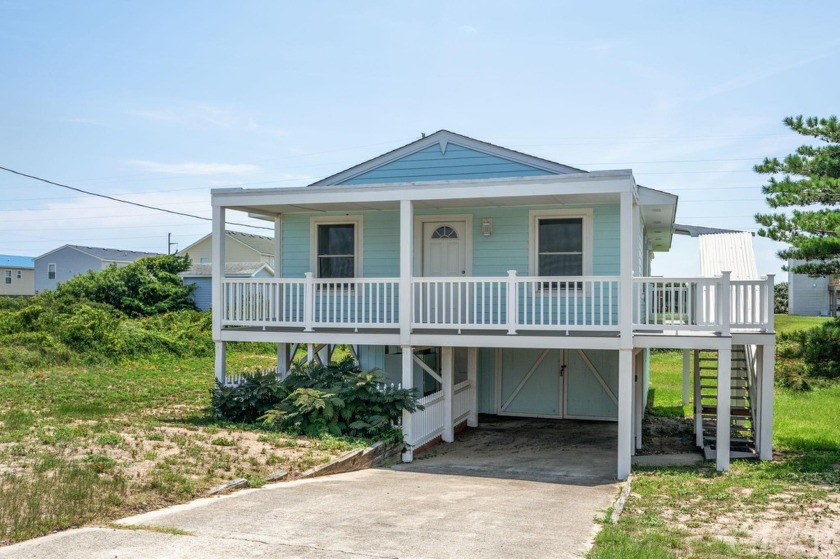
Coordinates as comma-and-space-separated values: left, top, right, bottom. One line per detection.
481, 217, 492, 236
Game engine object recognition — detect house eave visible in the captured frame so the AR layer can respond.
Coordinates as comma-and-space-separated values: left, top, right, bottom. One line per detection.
214, 170, 637, 215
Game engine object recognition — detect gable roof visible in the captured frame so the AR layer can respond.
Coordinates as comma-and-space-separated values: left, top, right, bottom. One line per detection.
180, 231, 274, 257
309, 130, 585, 186
0, 255, 34, 269
35, 244, 160, 262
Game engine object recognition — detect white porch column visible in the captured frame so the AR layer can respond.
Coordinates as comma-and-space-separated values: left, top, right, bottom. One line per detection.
634, 350, 644, 451
442, 346, 454, 443
277, 343, 289, 378
214, 341, 226, 384
694, 350, 703, 447
307, 343, 315, 363
211, 205, 225, 340
399, 199, 413, 346
273, 215, 282, 274
401, 346, 414, 462
716, 346, 731, 471
758, 343, 775, 461
212, 205, 226, 384
682, 349, 691, 406
617, 348, 633, 480
619, 190, 634, 343
467, 347, 479, 427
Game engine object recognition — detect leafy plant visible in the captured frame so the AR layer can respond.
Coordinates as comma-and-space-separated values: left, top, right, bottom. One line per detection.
777, 316, 840, 384
774, 281, 789, 314
212, 358, 421, 441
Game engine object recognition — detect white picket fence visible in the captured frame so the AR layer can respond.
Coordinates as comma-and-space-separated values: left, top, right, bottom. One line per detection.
408, 380, 472, 448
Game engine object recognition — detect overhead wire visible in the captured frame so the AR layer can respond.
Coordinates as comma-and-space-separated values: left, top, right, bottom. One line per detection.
0, 165, 272, 231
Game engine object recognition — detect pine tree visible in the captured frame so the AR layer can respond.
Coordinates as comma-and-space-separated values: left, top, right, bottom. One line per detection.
755, 115, 840, 276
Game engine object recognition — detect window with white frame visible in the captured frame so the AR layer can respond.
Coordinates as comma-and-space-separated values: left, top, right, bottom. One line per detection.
4, 271, 10, 284
310, 216, 362, 279
529, 209, 592, 282
48, 263, 56, 279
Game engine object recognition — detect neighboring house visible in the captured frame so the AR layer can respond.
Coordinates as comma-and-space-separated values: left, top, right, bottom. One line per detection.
209, 130, 777, 480
788, 259, 840, 316
180, 262, 274, 311
0, 255, 35, 296
180, 231, 276, 269
34, 245, 160, 292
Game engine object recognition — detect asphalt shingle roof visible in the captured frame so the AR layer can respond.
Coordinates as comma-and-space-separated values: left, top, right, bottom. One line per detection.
0, 255, 34, 269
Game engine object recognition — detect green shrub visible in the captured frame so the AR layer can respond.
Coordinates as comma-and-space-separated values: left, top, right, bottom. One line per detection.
774, 281, 789, 314
778, 317, 840, 382
212, 358, 422, 441
56, 254, 196, 317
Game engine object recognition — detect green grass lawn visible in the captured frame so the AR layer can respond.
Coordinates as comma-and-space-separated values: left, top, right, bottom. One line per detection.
0, 350, 363, 545
590, 315, 840, 559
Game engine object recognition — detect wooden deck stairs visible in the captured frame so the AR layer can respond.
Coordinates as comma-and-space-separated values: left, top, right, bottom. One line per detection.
696, 345, 757, 460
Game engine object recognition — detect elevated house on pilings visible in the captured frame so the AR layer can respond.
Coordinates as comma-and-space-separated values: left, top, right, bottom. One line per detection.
210, 130, 776, 479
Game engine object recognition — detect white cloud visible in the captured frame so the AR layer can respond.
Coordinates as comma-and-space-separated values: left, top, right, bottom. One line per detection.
125, 160, 261, 175
129, 104, 285, 136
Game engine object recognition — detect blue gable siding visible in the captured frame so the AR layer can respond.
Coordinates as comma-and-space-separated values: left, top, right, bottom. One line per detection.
339, 144, 556, 185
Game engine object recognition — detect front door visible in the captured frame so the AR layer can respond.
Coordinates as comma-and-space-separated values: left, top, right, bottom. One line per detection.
422, 221, 467, 277
419, 220, 468, 324
498, 349, 564, 417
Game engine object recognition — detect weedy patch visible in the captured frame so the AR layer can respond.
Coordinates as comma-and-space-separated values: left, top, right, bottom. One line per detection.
0, 356, 366, 546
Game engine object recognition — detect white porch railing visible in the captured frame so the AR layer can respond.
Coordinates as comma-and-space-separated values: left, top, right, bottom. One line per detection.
411, 273, 620, 332
221, 274, 400, 329
407, 380, 471, 448
221, 272, 773, 334
410, 390, 445, 448
633, 274, 774, 332
452, 380, 472, 424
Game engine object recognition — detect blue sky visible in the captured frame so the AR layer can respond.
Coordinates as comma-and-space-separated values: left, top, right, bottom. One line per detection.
2, 1, 839, 278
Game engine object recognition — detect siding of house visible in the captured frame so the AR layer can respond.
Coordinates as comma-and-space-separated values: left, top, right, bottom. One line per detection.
788, 260, 832, 315
184, 278, 212, 311
339, 144, 557, 185
281, 204, 620, 279
0, 268, 34, 296
183, 236, 271, 267
34, 249, 104, 292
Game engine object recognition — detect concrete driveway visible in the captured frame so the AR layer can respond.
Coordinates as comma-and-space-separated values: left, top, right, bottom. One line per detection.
0, 419, 619, 559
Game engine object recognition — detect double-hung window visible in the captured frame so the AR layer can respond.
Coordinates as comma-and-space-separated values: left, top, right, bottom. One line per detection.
310, 216, 362, 279
48, 263, 56, 279
4, 271, 10, 284
529, 209, 592, 288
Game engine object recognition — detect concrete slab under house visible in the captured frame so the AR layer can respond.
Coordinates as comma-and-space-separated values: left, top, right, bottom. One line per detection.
210, 130, 776, 479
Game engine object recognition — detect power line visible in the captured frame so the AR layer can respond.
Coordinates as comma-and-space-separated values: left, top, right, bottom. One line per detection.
0, 165, 272, 231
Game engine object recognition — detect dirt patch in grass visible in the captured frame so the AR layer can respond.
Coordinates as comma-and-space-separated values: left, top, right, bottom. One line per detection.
0, 419, 354, 546
664, 490, 840, 558
637, 413, 697, 455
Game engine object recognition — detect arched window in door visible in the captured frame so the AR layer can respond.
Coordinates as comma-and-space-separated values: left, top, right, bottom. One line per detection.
431, 226, 458, 239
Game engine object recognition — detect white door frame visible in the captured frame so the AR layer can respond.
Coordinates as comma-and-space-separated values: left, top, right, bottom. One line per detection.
413, 215, 473, 277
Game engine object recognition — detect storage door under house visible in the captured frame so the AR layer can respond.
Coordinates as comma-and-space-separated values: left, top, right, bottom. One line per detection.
494, 348, 618, 420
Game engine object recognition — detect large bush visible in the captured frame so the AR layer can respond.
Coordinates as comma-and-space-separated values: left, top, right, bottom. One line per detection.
212, 358, 421, 441
778, 317, 840, 385
56, 254, 196, 317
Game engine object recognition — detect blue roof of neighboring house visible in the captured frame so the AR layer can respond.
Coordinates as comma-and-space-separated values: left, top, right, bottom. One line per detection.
0, 255, 35, 269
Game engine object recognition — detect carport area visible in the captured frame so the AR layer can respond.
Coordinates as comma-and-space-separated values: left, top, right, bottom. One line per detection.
395, 416, 619, 484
